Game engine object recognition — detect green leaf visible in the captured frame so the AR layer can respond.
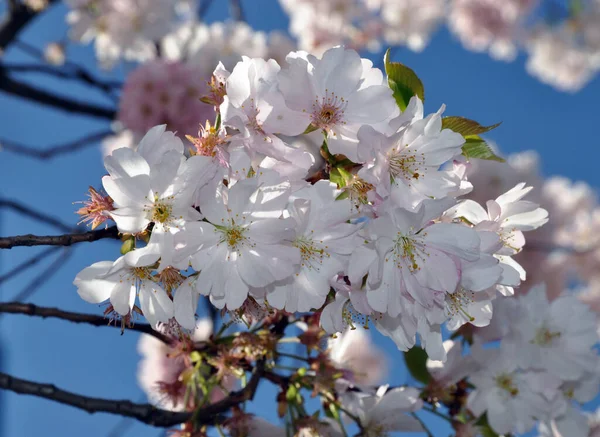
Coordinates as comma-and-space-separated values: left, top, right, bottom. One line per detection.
461, 136, 505, 162
442, 116, 501, 137
384, 48, 425, 111
403, 346, 431, 384
329, 168, 343, 187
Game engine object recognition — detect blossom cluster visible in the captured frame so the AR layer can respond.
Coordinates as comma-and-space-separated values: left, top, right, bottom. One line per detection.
66, 43, 600, 436
278, 0, 600, 92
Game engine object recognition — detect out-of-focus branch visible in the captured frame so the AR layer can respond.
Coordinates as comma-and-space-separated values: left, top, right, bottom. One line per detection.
11, 247, 73, 301
0, 68, 117, 119
0, 226, 120, 249
0, 246, 60, 285
0, 360, 267, 428
229, 0, 245, 21
3, 63, 122, 101
0, 198, 72, 232
0, 302, 170, 343
0, 1, 58, 53
0, 129, 113, 160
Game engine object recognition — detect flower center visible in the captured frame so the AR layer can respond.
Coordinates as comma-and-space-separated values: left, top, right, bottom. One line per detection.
293, 235, 329, 271
219, 224, 249, 251
445, 289, 475, 322
389, 232, 427, 272
345, 176, 374, 209
387, 147, 425, 185
532, 327, 561, 346
152, 202, 172, 223
311, 90, 347, 132
495, 373, 519, 397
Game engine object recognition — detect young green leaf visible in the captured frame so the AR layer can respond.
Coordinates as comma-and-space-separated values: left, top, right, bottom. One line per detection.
403, 346, 431, 384
442, 116, 501, 137
462, 136, 505, 162
384, 48, 425, 111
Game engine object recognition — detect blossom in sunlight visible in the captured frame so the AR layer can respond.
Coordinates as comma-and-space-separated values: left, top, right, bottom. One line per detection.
102, 125, 216, 266
118, 60, 214, 137
356, 96, 465, 210
73, 255, 172, 327
278, 46, 398, 163
174, 176, 300, 310
266, 181, 360, 312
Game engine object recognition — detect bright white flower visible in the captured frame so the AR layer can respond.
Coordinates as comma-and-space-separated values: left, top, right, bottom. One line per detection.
278, 46, 398, 163
467, 344, 549, 435
451, 182, 548, 295
266, 181, 359, 312
102, 125, 215, 266
73, 255, 172, 326
174, 176, 300, 310
341, 386, 424, 435
349, 201, 481, 316
356, 96, 465, 210
504, 284, 599, 381
328, 327, 387, 386
320, 274, 374, 334
220, 57, 314, 176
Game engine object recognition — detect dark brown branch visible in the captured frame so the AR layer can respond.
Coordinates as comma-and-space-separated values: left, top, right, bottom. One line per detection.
0, 68, 116, 120
0, 199, 73, 232
0, 129, 113, 160
0, 226, 120, 249
0, 371, 191, 427
0, 359, 267, 428
0, 302, 170, 343
0, 0, 58, 53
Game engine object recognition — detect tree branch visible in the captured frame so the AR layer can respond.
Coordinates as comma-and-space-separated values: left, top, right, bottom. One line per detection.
0, 371, 191, 427
0, 68, 116, 120
0, 198, 72, 232
0, 302, 170, 343
0, 129, 113, 160
0, 359, 267, 428
0, 0, 58, 53
0, 226, 120, 249
3, 63, 121, 102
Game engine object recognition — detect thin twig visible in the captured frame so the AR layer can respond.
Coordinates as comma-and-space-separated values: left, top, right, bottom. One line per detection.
0, 68, 116, 120
11, 248, 73, 302
411, 412, 435, 437
0, 302, 170, 343
0, 226, 120, 249
3, 63, 121, 102
0, 129, 113, 160
0, 246, 60, 285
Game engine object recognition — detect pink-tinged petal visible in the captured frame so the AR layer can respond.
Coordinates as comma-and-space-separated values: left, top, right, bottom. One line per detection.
454, 200, 488, 224
415, 248, 459, 292
424, 223, 480, 261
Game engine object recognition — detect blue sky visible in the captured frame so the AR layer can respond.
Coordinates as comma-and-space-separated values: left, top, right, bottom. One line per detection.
1, 1, 599, 436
